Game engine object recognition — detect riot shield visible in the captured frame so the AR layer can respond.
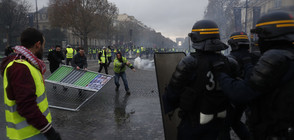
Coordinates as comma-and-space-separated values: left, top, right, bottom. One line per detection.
154, 52, 186, 140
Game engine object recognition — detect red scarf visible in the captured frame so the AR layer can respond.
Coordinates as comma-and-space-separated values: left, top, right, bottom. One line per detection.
13, 46, 46, 75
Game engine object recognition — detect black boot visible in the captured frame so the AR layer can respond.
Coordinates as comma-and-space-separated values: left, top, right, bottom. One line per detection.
126, 90, 130, 95
115, 86, 119, 91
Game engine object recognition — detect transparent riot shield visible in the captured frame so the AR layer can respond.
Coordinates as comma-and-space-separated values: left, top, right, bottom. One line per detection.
45, 65, 113, 111
154, 52, 186, 140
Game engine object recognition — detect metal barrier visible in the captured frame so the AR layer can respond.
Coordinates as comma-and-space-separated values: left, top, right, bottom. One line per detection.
45, 65, 113, 111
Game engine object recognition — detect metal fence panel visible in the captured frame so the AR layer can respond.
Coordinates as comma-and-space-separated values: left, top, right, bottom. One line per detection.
45, 65, 113, 111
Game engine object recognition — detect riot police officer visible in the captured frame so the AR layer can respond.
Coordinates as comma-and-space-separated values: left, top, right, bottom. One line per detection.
228, 31, 260, 73
216, 11, 294, 140
163, 20, 233, 140
219, 31, 253, 140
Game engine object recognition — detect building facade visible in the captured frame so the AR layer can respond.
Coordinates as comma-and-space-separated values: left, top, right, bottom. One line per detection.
244, 0, 294, 33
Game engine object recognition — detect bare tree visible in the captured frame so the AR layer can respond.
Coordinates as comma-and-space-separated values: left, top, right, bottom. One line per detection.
0, 0, 30, 48
42, 28, 66, 48
97, 2, 118, 45
48, 0, 118, 52
204, 0, 241, 40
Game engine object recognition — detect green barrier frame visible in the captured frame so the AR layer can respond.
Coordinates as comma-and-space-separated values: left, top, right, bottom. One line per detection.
46, 65, 112, 92
45, 65, 113, 111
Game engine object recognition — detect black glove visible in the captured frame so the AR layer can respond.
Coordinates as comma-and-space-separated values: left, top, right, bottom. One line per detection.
212, 60, 227, 78
233, 50, 252, 66
44, 127, 62, 140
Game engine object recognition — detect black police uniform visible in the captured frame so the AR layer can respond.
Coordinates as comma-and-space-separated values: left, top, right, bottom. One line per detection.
218, 31, 254, 140
164, 20, 233, 140
217, 12, 294, 140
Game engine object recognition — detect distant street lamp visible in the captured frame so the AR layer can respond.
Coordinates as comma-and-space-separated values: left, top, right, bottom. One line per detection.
245, 0, 248, 32
35, 0, 39, 30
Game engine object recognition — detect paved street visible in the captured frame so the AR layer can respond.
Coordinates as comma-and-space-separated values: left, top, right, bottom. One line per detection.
0, 58, 242, 140
0, 59, 164, 140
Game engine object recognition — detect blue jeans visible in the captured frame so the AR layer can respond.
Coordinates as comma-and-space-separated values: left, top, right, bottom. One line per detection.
114, 72, 129, 91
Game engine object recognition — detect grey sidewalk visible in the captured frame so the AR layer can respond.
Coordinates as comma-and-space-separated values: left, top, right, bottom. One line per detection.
0, 60, 164, 140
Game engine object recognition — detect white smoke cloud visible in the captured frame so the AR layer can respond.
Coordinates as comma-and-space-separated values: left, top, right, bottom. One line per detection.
133, 57, 154, 71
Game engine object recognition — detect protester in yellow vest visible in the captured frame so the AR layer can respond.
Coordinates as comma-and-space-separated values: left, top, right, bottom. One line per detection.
74, 48, 77, 55
136, 47, 140, 57
107, 46, 112, 66
0, 28, 61, 140
92, 47, 97, 60
48, 47, 53, 52
98, 46, 108, 74
126, 48, 129, 53
132, 48, 136, 56
65, 44, 74, 65
113, 52, 136, 95
88, 47, 92, 60
140, 46, 144, 57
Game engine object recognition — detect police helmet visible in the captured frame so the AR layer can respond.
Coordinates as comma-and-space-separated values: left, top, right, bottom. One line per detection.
189, 20, 220, 42
228, 31, 250, 51
189, 20, 228, 51
250, 11, 294, 40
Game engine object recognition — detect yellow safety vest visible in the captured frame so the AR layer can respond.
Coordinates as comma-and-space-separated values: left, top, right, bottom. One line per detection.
66, 48, 74, 58
3, 60, 52, 139
89, 48, 92, 54
99, 50, 107, 63
107, 49, 112, 57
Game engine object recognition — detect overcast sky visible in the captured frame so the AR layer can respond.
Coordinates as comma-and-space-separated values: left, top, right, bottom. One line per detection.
27, 0, 208, 41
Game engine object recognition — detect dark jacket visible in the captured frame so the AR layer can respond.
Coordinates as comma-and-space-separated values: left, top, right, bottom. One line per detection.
72, 52, 87, 69
47, 50, 64, 73
218, 48, 294, 138
164, 51, 231, 116
219, 49, 294, 104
